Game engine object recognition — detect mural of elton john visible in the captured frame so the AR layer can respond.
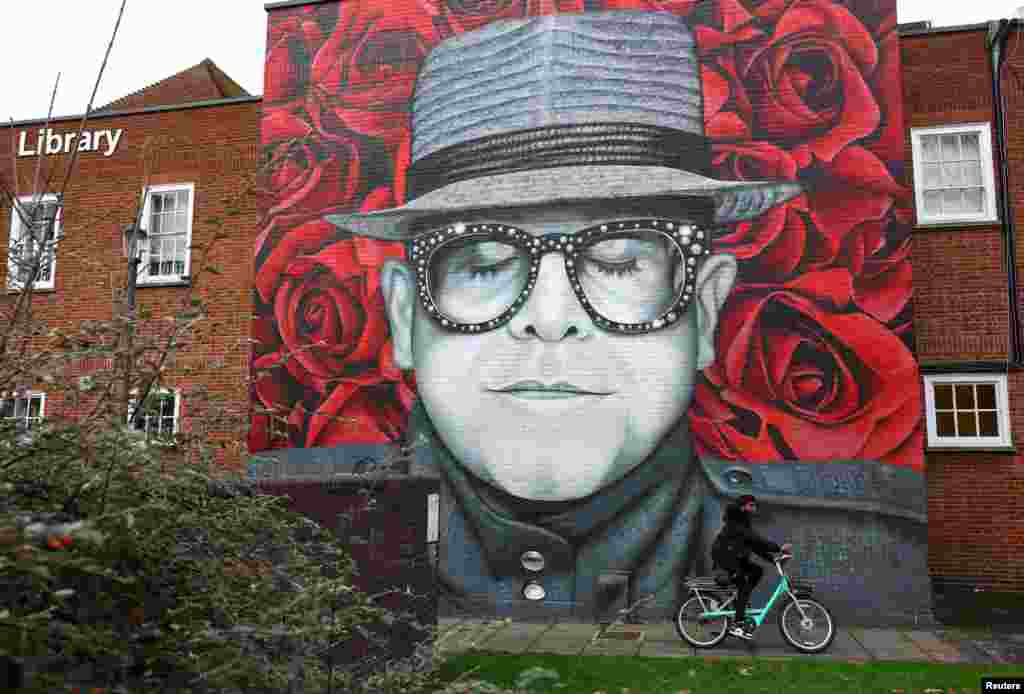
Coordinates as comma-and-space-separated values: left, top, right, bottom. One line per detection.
317, 11, 928, 616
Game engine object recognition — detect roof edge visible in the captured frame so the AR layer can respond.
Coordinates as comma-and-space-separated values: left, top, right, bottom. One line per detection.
899, 21, 1000, 37
5, 95, 262, 130
265, 0, 337, 10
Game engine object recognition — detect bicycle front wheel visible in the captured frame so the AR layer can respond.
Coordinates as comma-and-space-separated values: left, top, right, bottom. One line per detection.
675, 593, 729, 648
778, 597, 835, 653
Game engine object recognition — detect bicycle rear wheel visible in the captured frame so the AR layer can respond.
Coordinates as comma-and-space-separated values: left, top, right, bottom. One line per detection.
675, 593, 729, 648
778, 597, 835, 653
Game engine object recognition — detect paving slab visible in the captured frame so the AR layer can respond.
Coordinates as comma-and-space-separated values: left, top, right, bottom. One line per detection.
582, 636, 644, 657
904, 630, 972, 663
529, 623, 593, 656
640, 622, 682, 643
849, 628, 928, 661
478, 622, 552, 654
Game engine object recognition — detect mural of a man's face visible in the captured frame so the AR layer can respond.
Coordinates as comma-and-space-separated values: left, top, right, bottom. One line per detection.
381, 200, 737, 501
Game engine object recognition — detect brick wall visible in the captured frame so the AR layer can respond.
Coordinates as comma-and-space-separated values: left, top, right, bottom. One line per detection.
0, 98, 261, 470
902, 25, 1024, 594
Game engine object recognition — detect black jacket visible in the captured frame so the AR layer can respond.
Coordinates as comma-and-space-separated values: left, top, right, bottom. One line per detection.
711, 503, 781, 571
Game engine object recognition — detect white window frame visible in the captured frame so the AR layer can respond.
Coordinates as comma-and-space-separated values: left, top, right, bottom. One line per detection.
128, 388, 181, 445
923, 374, 1012, 449
138, 183, 194, 285
1, 391, 46, 434
910, 123, 998, 225
7, 193, 61, 291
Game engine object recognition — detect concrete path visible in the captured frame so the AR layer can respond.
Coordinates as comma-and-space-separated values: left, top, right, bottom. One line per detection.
435, 617, 1024, 664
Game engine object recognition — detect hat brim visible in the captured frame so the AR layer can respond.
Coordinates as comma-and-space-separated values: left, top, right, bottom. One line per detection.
326, 165, 802, 241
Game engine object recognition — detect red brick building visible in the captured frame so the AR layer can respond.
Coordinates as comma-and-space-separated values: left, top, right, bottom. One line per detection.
901, 19, 1024, 618
0, 60, 260, 469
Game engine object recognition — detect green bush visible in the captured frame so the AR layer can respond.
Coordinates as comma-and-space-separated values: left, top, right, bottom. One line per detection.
0, 421, 445, 693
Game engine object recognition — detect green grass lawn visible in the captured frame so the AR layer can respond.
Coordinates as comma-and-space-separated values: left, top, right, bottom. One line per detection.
439, 653, 1024, 693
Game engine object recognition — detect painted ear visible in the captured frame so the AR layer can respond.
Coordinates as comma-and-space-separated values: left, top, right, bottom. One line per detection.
380, 260, 416, 369
694, 253, 738, 371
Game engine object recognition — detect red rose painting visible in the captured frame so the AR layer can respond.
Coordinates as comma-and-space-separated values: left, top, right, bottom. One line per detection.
253, 0, 920, 473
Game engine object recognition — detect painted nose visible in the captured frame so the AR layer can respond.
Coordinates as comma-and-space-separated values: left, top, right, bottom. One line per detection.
508, 253, 593, 341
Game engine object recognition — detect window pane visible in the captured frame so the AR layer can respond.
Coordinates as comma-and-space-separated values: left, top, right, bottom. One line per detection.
957, 411, 978, 436
941, 134, 960, 161
942, 189, 963, 213
955, 384, 976, 409
152, 195, 163, 214
943, 162, 963, 185
979, 411, 999, 437
921, 135, 940, 161
934, 383, 954, 410
936, 412, 957, 437
924, 190, 943, 214
160, 396, 175, 418
963, 188, 984, 213
13, 399, 27, 419
150, 214, 162, 235
28, 397, 41, 419
961, 132, 981, 160
977, 383, 997, 410
923, 163, 942, 187
177, 190, 189, 209
963, 161, 982, 186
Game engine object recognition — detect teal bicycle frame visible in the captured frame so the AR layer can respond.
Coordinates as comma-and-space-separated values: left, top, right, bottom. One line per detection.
697, 556, 810, 628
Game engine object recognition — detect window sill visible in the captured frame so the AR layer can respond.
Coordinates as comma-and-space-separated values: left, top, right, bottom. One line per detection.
925, 446, 1017, 454
136, 278, 191, 289
913, 219, 1000, 230
6, 286, 56, 295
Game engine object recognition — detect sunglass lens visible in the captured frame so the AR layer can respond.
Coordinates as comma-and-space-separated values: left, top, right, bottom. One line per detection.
429, 238, 530, 325
577, 230, 686, 324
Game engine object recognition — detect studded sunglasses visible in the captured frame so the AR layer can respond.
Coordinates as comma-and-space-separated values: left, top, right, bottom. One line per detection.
409, 218, 711, 335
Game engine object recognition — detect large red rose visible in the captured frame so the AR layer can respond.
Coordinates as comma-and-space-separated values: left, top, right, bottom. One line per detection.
250, 219, 413, 448
272, 234, 404, 394
259, 131, 362, 232
309, 0, 439, 147
739, 0, 880, 168
700, 269, 922, 470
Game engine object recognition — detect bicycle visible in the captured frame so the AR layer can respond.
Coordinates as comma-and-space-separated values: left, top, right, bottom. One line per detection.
674, 553, 836, 653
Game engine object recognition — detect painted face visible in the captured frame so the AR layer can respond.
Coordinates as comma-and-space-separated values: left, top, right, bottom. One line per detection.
385, 202, 737, 501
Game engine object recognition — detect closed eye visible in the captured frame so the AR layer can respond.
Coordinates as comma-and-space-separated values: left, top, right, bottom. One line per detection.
468, 256, 520, 279
585, 256, 640, 277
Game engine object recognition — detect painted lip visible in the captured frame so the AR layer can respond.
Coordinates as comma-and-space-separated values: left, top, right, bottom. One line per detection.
487, 380, 613, 399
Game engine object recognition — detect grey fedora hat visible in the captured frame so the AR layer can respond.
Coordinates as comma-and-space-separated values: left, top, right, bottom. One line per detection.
326, 11, 801, 240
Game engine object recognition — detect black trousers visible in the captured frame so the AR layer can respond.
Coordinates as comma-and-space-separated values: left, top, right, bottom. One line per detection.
732, 558, 763, 624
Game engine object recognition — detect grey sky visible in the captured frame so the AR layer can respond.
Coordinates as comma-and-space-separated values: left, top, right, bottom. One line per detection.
2, 0, 1021, 123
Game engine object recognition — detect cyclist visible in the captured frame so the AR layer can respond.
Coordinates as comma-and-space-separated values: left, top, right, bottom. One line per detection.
711, 494, 792, 640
